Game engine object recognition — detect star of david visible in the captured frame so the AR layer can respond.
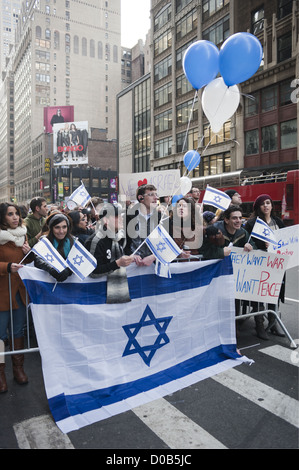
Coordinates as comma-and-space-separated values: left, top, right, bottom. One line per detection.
214, 195, 221, 204
80, 191, 86, 197
263, 228, 270, 237
156, 241, 166, 253
73, 254, 84, 266
122, 305, 173, 367
45, 253, 54, 263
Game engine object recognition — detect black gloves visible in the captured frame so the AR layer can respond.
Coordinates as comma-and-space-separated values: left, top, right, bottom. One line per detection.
50, 267, 73, 282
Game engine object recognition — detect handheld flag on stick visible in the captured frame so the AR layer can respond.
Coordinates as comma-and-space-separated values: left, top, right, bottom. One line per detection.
32, 238, 68, 273
202, 185, 231, 211
145, 225, 182, 265
250, 217, 278, 245
66, 239, 97, 280
68, 183, 91, 208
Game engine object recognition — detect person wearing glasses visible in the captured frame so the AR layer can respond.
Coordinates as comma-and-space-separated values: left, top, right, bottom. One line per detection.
125, 184, 161, 267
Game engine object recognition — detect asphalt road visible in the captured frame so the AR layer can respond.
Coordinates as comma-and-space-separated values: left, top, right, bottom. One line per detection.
0, 267, 298, 451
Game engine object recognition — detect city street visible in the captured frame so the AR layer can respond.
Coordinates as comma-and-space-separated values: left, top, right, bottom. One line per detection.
0, 267, 298, 451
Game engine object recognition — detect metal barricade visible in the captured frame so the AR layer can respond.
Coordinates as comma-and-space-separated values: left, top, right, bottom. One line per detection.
0, 273, 39, 359
236, 300, 297, 349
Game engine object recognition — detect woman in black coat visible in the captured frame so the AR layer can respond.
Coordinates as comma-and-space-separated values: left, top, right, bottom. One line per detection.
244, 194, 285, 340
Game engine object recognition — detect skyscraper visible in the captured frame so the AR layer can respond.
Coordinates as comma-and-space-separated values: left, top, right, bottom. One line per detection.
6, 0, 122, 203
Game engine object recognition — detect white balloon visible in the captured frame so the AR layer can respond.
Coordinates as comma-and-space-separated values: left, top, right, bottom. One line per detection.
180, 176, 192, 195
202, 77, 240, 133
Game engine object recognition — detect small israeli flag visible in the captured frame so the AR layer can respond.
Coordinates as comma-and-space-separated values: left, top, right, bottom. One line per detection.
68, 183, 91, 208
32, 238, 68, 273
145, 225, 182, 265
251, 217, 278, 245
202, 185, 232, 211
66, 239, 97, 280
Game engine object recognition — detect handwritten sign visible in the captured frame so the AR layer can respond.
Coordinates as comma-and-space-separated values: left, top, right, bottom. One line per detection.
230, 248, 290, 304
119, 170, 181, 200
268, 224, 299, 270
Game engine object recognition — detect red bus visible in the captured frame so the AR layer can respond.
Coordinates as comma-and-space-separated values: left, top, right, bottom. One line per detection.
192, 169, 299, 225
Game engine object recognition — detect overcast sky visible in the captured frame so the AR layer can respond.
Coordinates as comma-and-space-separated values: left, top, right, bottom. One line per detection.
121, 0, 151, 48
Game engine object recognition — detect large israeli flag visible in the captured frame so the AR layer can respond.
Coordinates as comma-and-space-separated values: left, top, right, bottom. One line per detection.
19, 258, 251, 434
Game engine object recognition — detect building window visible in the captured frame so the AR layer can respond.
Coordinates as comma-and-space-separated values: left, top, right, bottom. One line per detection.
154, 30, 172, 57
154, 137, 172, 158
154, 56, 172, 82
245, 92, 259, 117
176, 74, 193, 97
176, 99, 198, 126
98, 41, 103, 59
176, 0, 193, 14
261, 85, 277, 112
154, 3, 171, 32
154, 109, 172, 133
202, 15, 229, 47
278, 0, 293, 20
177, 127, 198, 153
202, 0, 229, 21
74, 35, 79, 54
202, 152, 231, 176
261, 124, 277, 152
176, 9, 197, 41
90, 39, 95, 57
82, 38, 87, 56
251, 7, 264, 35
280, 79, 294, 105
280, 119, 297, 149
245, 129, 259, 155
277, 32, 292, 63
154, 82, 172, 107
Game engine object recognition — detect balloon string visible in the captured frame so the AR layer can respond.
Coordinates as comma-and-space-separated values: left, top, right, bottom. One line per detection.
181, 90, 198, 159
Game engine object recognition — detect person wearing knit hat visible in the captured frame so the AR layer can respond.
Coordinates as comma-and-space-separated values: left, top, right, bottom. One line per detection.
244, 195, 285, 340
225, 189, 242, 206
203, 211, 216, 226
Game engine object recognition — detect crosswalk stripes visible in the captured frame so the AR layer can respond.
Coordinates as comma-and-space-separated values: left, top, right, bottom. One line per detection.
212, 367, 299, 429
259, 344, 299, 367
12, 343, 298, 449
132, 398, 227, 449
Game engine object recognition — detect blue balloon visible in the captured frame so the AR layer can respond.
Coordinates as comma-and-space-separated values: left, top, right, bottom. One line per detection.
184, 150, 201, 172
172, 194, 183, 205
219, 33, 263, 86
183, 40, 219, 90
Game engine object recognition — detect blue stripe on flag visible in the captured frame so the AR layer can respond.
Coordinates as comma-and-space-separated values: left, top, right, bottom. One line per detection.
23, 257, 232, 305
48, 343, 239, 423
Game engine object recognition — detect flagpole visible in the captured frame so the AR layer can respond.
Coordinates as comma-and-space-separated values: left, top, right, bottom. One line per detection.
19, 249, 33, 265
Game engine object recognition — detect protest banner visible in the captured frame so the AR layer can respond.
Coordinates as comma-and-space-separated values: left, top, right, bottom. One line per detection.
268, 224, 299, 270
119, 170, 181, 200
230, 247, 290, 304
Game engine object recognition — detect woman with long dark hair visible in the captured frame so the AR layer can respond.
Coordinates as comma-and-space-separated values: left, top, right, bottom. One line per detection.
245, 194, 285, 339
34, 212, 73, 282
169, 197, 203, 260
0, 203, 32, 392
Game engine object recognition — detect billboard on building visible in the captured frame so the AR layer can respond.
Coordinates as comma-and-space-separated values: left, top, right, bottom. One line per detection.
53, 121, 89, 166
44, 106, 74, 133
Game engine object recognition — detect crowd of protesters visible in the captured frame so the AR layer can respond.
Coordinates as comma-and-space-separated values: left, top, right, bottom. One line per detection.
0, 183, 288, 392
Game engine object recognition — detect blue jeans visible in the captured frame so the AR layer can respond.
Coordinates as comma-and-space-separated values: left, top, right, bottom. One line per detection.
0, 292, 26, 340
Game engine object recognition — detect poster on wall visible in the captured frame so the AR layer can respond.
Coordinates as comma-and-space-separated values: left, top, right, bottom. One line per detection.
53, 121, 89, 166
44, 106, 74, 134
